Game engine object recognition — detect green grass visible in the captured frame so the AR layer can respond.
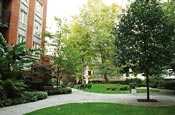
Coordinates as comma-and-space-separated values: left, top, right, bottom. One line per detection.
25, 103, 175, 115
75, 84, 159, 94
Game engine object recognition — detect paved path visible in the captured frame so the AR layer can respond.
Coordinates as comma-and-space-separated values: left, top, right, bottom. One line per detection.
0, 89, 175, 115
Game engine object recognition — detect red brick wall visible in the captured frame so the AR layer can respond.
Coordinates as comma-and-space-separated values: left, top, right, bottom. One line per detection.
26, 0, 48, 49
40, 0, 48, 59
26, 0, 35, 48
6, 0, 20, 45
41, 0, 47, 49
3, 0, 47, 49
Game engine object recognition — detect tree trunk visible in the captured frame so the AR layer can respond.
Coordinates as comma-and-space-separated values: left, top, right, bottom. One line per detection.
98, 45, 109, 83
82, 56, 85, 84
104, 73, 109, 83
145, 68, 150, 100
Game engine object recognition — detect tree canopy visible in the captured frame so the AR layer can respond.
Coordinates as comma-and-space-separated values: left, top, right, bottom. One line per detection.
114, 0, 175, 100
47, 0, 121, 83
77, 0, 121, 82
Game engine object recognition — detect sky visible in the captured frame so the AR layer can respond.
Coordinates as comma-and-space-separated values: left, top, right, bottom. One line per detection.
46, 0, 129, 32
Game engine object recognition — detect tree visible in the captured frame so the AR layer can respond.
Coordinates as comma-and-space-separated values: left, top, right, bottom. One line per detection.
47, 0, 121, 84
77, 0, 121, 83
162, 0, 175, 72
65, 17, 94, 84
45, 17, 82, 86
114, 0, 175, 101
27, 57, 54, 91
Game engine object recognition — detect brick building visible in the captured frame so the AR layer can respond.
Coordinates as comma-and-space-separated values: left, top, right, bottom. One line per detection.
0, 0, 47, 49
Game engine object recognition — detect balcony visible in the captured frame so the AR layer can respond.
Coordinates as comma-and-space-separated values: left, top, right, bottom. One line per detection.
0, 9, 11, 28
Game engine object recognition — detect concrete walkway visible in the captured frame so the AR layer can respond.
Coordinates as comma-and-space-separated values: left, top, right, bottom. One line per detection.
0, 89, 175, 115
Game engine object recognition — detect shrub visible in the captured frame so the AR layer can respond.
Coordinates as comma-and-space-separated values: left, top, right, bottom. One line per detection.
141, 79, 146, 87
0, 34, 41, 100
26, 57, 54, 91
63, 89, 68, 94
63, 87, 72, 94
149, 75, 164, 88
48, 87, 72, 96
23, 92, 37, 102
23, 91, 48, 102
3, 98, 13, 106
162, 80, 175, 90
0, 101, 4, 107
13, 98, 25, 105
57, 87, 64, 94
0, 91, 48, 107
3, 79, 26, 99
0, 98, 24, 107
125, 78, 142, 86
30, 96, 38, 102
65, 87, 72, 93
36, 91, 48, 100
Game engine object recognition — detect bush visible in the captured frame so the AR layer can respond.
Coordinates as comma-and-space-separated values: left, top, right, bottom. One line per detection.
23, 91, 48, 102
48, 87, 72, 96
26, 57, 54, 91
149, 75, 165, 88
23, 92, 37, 102
162, 80, 175, 90
65, 87, 72, 93
0, 91, 48, 107
36, 91, 48, 100
0, 79, 27, 100
0, 101, 4, 107
57, 87, 64, 94
2, 98, 13, 106
125, 78, 142, 86
0, 98, 24, 107
63, 87, 72, 94
0, 34, 40, 100
63, 89, 68, 94
0, 87, 72, 107
141, 79, 146, 87
13, 98, 25, 105
31, 96, 38, 102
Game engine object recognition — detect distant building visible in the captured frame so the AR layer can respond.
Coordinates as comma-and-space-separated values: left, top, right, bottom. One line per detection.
45, 37, 57, 56
0, 0, 47, 49
45, 20, 57, 56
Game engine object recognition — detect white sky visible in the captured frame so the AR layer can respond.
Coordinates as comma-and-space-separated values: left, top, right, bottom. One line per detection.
46, 0, 128, 32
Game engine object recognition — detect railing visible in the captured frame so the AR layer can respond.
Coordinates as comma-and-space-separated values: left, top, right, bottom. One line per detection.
0, 9, 11, 28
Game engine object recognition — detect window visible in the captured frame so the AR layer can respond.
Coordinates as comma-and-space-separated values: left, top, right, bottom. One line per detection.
33, 42, 40, 48
33, 42, 40, 58
17, 35, 25, 43
35, 0, 43, 17
19, 10, 27, 29
34, 20, 42, 38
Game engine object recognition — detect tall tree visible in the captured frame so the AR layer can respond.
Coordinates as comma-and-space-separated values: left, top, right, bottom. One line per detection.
47, 0, 121, 83
46, 18, 72, 75
114, 0, 175, 100
78, 0, 121, 83
162, 0, 175, 72
46, 17, 83, 78
68, 17, 93, 83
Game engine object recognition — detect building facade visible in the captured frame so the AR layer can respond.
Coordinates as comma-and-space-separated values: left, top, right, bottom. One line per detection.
0, 0, 47, 49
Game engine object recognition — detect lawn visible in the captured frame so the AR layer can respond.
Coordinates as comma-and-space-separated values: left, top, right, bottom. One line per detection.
75, 84, 159, 94
25, 103, 175, 115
